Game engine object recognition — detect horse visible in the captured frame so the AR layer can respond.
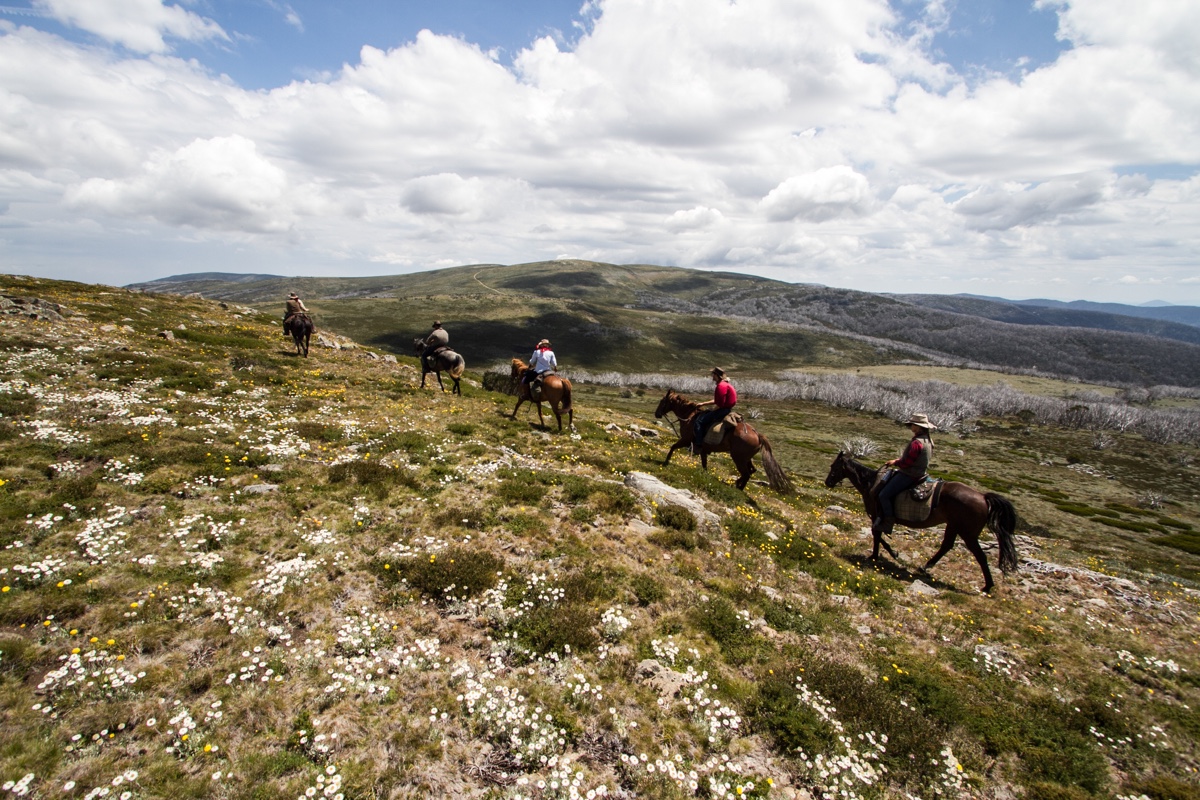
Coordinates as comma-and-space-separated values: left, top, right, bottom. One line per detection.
413, 337, 465, 395
284, 313, 313, 358
653, 390, 793, 494
824, 451, 1018, 593
509, 359, 573, 431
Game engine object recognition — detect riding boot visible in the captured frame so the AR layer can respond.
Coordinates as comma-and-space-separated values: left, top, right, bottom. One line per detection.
872, 516, 895, 536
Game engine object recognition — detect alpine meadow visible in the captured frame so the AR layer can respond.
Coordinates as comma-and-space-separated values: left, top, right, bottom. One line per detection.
0, 266, 1198, 800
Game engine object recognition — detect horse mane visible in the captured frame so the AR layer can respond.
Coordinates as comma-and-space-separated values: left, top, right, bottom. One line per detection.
510, 358, 528, 374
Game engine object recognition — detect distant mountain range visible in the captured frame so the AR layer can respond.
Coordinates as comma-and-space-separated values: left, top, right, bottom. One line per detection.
126, 263, 1200, 387
953, 294, 1200, 328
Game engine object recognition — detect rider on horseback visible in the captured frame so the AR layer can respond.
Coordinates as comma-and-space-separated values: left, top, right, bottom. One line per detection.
283, 292, 309, 334
420, 321, 449, 367
692, 367, 737, 452
873, 412, 936, 538
523, 339, 557, 397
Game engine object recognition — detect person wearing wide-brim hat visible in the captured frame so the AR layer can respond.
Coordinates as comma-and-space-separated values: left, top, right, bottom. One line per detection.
524, 338, 558, 391
421, 319, 450, 362
283, 291, 309, 333
874, 413, 937, 536
692, 366, 738, 451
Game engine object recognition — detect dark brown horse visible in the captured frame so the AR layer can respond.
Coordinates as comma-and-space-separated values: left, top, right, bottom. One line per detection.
413, 338, 465, 395
510, 359, 573, 431
824, 451, 1018, 593
284, 313, 313, 358
654, 390, 793, 493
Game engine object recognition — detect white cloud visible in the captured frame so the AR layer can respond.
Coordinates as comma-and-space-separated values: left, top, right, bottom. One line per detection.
952, 173, 1114, 231
666, 206, 723, 232
65, 135, 304, 233
760, 167, 874, 222
33, 0, 227, 53
0, 0, 1197, 302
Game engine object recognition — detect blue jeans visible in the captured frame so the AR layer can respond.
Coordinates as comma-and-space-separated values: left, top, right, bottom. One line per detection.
694, 409, 727, 442
877, 471, 919, 518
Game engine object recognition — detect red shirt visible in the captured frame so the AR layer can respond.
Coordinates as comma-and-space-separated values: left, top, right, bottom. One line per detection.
713, 380, 737, 409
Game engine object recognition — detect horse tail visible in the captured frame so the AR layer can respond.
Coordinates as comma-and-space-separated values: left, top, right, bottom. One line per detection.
757, 434, 794, 495
449, 353, 466, 379
985, 493, 1019, 574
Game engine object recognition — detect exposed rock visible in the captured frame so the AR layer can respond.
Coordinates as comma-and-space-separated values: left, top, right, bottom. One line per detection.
0, 295, 75, 322
907, 579, 939, 597
383, 354, 397, 364
158, 330, 175, 340
243, 483, 280, 494
824, 505, 854, 517
623, 472, 721, 531
635, 659, 689, 698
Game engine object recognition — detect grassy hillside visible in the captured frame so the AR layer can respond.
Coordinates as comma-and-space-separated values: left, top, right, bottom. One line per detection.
128, 261, 1200, 388
1, 274, 1198, 800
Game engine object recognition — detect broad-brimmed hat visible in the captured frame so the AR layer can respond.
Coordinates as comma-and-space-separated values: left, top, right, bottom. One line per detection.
288, 292, 299, 298
905, 413, 936, 430
710, 367, 726, 378
432, 320, 442, 327
537, 338, 551, 348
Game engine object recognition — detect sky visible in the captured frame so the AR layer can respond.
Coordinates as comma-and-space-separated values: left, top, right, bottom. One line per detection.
0, 0, 1198, 304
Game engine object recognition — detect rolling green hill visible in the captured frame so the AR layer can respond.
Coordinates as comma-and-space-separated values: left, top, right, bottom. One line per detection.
129, 261, 1200, 388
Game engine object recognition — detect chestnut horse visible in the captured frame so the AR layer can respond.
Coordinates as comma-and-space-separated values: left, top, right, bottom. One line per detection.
509, 359, 573, 431
413, 338, 465, 395
654, 390, 793, 493
824, 451, 1018, 593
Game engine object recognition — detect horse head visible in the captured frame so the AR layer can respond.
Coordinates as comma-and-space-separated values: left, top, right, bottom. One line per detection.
824, 451, 849, 488
413, 337, 425, 354
510, 358, 528, 379
654, 389, 676, 419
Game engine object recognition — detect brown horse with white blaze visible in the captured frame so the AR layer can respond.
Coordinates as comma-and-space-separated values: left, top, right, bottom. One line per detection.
654, 390, 793, 493
510, 359, 573, 431
824, 451, 1018, 593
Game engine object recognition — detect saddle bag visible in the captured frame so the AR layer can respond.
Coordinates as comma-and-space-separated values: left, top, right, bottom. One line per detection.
909, 476, 934, 502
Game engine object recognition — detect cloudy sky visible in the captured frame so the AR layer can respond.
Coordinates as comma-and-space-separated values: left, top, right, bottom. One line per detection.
1, 0, 1198, 303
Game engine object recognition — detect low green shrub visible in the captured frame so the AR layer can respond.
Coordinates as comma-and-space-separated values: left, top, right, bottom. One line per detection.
693, 595, 760, 664
496, 470, 550, 505
630, 573, 666, 606
446, 422, 476, 436
1124, 774, 1200, 800
647, 527, 699, 550
724, 515, 768, 547
655, 503, 696, 531
396, 546, 504, 604
511, 603, 599, 657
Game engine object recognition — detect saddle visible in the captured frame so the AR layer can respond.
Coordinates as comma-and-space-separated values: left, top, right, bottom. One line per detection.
702, 410, 743, 445
423, 346, 452, 369
872, 469, 944, 523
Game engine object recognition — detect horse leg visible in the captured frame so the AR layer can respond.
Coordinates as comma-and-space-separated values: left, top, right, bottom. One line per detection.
511, 398, 525, 419
960, 532, 996, 593
451, 377, 461, 396
920, 526, 959, 576
435, 371, 446, 392
535, 402, 546, 428
734, 455, 753, 490
664, 440, 685, 465
700, 452, 709, 471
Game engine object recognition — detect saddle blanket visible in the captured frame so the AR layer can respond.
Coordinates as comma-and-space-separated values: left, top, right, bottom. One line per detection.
875, 470, 944, 523
703, 411, 743, 445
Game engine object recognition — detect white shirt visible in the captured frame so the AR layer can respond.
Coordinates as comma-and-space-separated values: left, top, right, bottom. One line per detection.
530, 348, 557, 374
